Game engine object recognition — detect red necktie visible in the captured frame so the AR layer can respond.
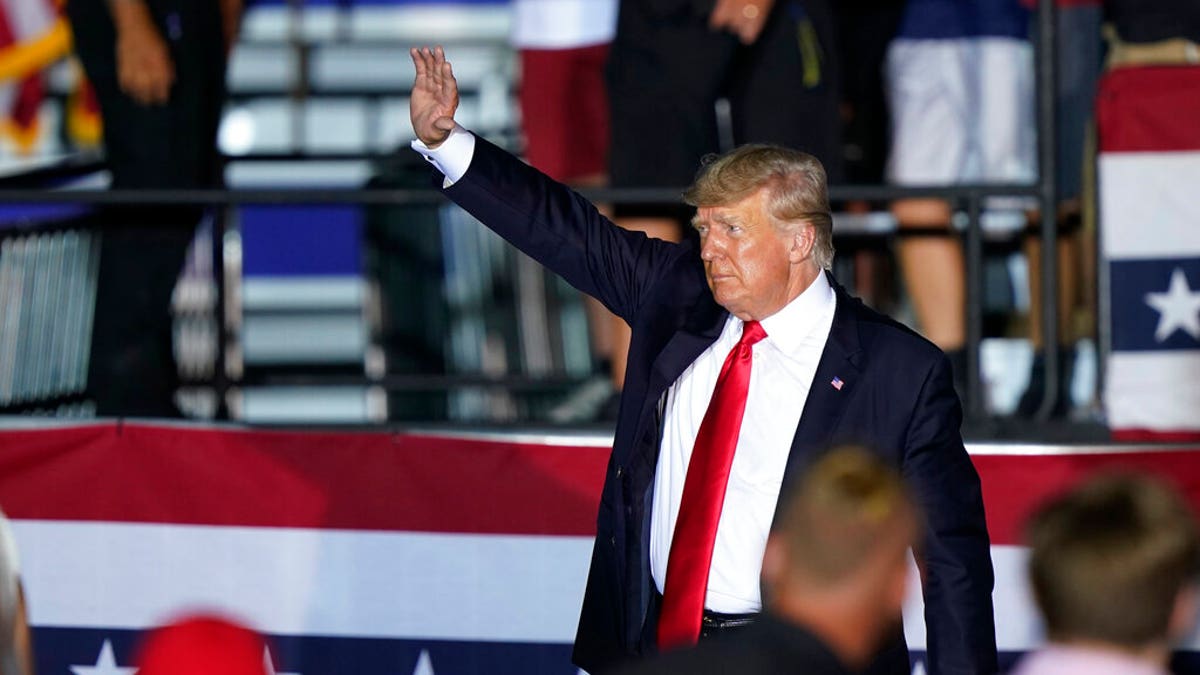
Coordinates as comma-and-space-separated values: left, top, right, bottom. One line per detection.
657, 320, 767, 649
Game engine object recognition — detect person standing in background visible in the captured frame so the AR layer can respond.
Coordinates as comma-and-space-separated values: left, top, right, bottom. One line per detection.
66, 0, 240, 416
885, 0, 1035, 405
603, 0, 844, 418
511, 0, 621, 420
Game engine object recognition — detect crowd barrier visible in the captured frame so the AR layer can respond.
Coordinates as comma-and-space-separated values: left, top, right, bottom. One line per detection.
2, 421, 1199, 674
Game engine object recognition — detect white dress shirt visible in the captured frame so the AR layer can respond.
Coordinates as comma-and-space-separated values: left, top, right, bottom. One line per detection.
412, 128, 839, 612
651, 272, 837, 613
411, 125, 475, 186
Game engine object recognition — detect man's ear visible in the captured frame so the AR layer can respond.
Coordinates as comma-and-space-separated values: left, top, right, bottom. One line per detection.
788, 223, 815, 264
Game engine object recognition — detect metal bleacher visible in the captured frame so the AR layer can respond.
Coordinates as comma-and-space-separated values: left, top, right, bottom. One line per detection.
0, 0, 1105, 434
215, 1, 523, 423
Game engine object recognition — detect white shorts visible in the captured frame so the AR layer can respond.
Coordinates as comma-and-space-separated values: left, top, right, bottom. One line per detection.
886, 37, 1036, 190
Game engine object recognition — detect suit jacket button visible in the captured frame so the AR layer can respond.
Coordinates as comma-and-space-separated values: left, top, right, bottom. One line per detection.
610, 536, 616, 547
616, 466, 623, 478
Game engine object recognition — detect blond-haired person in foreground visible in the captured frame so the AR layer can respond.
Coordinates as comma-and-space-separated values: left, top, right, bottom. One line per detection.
1014, 474, 1200, 675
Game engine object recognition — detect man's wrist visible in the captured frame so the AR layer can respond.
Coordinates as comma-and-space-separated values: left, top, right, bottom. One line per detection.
411, 124, 475, 185
108, 0, 156, 34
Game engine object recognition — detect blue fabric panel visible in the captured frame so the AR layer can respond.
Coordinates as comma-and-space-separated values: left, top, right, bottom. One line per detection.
1110, 257, 1200, 353
240, 205, 362, 277
897, 0, 1030, 39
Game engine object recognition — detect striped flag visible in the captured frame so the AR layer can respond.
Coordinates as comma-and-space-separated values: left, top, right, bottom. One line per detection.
3, 423, 1200, 673
1098, 65, 1200, 441
0, 424, 604, 675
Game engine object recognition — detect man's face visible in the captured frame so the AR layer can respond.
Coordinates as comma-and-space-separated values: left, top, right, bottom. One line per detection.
694, 187, 797, 321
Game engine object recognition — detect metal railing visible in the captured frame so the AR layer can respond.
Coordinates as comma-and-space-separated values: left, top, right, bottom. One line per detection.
0, 179, 1052, 420
0, 0, 1068, 424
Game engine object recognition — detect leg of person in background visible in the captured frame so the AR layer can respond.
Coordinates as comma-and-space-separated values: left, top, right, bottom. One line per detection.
567, 176, 626, 398
835, 0, 904, 314
517, 40, 624, 420
87, 218, 197, 417
605, 0, 739, 419
885, 34, 973, 402
607, 217, 681, 400
1018, 217, 1079, 418
1015, 3, 1103, 418
891, 199, 968, 393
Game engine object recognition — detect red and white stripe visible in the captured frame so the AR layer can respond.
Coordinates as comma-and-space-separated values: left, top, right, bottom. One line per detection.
3, 423, 1200, 650
1098, 65, 1200, 439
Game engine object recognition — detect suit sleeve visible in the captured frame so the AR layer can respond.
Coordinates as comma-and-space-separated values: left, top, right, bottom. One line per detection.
901, 354, 997, 675
441, 134, 688, 323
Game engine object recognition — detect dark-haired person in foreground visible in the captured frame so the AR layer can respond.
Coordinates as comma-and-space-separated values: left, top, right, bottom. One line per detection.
409, 46, 996, 675
616, 447, 921, 675
1013, 474, 1200, 675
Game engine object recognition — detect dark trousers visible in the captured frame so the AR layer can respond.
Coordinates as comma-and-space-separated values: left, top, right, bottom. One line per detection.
67, 0, 226, 416
607, 0, 843, 199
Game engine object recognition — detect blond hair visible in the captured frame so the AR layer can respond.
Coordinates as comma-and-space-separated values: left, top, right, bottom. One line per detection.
774, 446, 918, 584
683, 144, 834, 270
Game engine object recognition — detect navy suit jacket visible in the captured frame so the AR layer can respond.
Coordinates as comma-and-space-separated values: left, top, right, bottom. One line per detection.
436, 135, 997, 675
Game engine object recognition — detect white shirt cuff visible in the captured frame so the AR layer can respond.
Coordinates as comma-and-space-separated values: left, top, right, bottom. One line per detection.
410, 124, 476, 187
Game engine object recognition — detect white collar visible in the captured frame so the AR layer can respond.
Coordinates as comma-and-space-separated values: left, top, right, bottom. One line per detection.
755, 271, 836, 358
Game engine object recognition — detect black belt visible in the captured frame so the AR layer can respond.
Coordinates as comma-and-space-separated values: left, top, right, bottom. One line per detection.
648, 589, 760, 642
699, 609, 759, 640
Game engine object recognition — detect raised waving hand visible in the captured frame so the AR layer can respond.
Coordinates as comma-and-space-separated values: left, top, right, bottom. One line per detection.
409, 46, 460, 148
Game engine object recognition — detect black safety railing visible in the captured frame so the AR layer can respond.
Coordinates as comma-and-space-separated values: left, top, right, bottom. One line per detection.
0, 0, 1067, 425
1034, 0, 1060, 422
0, 180, 1051, 422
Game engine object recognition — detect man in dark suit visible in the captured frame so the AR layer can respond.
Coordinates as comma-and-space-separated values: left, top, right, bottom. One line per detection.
409, 47, 996, 675
616, 446, 921, 675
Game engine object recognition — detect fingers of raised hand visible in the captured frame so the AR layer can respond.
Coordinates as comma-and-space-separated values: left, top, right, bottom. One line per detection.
410, 47, 426, 78
415, 46, 454, 94
412, 47, 433, 85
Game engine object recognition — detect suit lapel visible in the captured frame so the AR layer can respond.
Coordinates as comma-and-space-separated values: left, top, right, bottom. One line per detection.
647, 293, 728, 402
784, 274, 865, 483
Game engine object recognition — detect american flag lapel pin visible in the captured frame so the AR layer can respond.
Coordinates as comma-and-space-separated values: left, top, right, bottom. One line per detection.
831, 376, 844, 391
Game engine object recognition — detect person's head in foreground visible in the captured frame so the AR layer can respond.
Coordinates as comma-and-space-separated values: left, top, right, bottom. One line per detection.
135, 614, 270, 675
0, 508, 31, 675
1020, 473, 1200, 672
760, 446, 920, 669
